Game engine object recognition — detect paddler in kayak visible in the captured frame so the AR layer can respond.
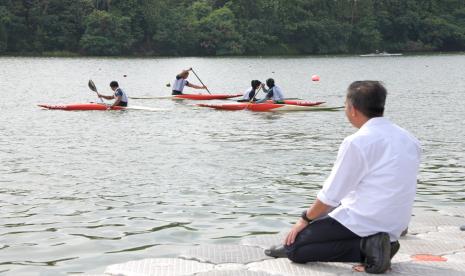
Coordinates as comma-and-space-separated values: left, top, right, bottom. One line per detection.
256, 78, 285, 104
97, 81, 128, 107
238, 80, 261, 102
172, 68, 208, 95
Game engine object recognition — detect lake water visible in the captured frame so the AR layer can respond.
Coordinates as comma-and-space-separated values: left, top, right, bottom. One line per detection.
0, 55, 464, 275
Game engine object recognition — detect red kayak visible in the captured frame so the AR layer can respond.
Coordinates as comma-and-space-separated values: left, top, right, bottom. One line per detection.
38, 103, 124, 111
37, 103, 165, 111
197, 102, 343, 112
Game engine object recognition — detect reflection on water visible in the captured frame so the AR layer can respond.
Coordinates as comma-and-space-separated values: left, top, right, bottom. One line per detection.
0, 55, 464, 275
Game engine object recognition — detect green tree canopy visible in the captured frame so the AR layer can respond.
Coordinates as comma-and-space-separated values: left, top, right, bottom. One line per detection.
80, 10, 134, 55
1, 0, 465, 56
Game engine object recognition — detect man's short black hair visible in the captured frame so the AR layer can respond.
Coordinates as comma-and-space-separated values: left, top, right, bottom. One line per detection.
346, 81, 387, 118
110, 81, 119, 88
251, 80, 261, 89
266, 78, 275, 88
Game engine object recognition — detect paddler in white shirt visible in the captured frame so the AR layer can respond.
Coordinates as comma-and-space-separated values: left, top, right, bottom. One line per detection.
97, 81, 128, 108
265, 81, 421, 274
172, 68, 208, 95
256, 78, 285, 103
238, 80, 261, 102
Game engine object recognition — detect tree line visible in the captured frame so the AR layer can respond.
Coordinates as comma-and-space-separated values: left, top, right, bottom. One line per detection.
1, 0, 465, 56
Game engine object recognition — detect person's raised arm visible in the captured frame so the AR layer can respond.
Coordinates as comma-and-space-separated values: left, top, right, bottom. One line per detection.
178, 68, 192, 77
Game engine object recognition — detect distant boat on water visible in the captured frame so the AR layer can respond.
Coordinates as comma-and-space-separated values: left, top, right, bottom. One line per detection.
359, 51, 403, 57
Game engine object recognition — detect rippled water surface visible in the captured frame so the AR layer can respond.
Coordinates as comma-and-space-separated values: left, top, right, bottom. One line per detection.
1, 55, 464, 275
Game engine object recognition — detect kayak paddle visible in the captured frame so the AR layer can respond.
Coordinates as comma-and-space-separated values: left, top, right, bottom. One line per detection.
250, 86, 262, 103
88, 79, 104, 103
190, 68, 212, 94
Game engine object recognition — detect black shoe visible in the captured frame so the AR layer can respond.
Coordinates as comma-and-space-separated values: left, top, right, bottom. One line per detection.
360, 232, 391, 274
390, 241, 400, 259
264, 245, 287, 258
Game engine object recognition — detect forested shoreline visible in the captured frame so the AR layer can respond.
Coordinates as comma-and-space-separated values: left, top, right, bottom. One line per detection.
1, 0, 465, 56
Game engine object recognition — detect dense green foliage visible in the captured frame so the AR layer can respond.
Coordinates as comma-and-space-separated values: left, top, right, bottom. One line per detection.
1, 0, 465, 56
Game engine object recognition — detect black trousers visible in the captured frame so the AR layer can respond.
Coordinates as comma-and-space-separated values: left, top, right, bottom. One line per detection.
284, 216, 363, 263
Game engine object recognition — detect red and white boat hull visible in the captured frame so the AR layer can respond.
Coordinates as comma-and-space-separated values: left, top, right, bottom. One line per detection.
197, 103, 342, 112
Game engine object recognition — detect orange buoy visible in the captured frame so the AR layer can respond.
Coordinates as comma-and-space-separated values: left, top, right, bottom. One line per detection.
411, 254, 447, 262
311, 75, 320, 82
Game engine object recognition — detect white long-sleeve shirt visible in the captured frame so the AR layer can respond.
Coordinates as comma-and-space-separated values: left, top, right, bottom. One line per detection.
317, 117, 421, 241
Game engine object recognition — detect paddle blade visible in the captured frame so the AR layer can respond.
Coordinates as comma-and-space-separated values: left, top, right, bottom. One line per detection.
88, 80, 98, 92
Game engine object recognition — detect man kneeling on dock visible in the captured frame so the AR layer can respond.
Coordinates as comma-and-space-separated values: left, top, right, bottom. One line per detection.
265, 81, 421, 274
